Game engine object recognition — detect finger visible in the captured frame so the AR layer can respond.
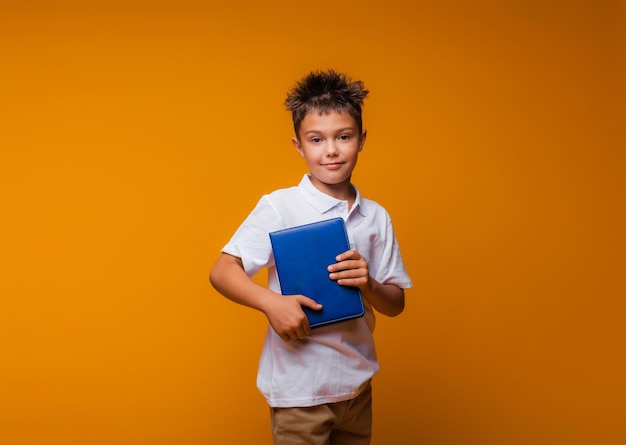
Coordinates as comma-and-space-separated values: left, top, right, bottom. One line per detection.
329, 259, 367, 272
285, 328, 308, 341
294, 326, 309, 339
281, 331, 297, 341
330, 268, 364, 280
298, 296, 323, 310
335, 249, 358, 262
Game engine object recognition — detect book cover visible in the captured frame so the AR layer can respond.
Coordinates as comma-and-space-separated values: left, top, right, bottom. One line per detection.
269, 217, 365, 328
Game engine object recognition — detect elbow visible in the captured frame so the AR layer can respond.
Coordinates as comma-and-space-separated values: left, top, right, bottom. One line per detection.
209, 263, 226, 293
375, 295, 404, 317
388, 300, 405, 317
209, 268, 218, 290
209, 260, 224, 292
209, 253, 243, 294
369, 284, 405, 317
387, 291, 405, 317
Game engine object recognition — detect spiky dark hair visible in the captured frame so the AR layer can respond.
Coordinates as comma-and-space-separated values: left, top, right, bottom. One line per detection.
285, 69, 369, 138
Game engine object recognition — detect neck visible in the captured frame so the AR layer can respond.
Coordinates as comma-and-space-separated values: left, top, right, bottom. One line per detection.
309, 176, 356, 206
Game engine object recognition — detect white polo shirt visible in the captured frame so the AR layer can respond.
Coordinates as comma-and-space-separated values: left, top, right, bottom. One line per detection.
222, 174, 412, 407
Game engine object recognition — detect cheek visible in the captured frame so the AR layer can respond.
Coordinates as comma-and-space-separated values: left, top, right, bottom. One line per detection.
302, 147, 321, 161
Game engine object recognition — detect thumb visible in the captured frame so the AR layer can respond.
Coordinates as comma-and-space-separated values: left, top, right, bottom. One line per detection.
297, 295, 323, 311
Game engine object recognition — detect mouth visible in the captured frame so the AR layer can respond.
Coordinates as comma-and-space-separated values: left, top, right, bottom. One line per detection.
321, 162, 344, 170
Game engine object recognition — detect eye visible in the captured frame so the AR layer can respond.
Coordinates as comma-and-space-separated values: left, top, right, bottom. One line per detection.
310, 137, 322, 143
338, 134, 351, 141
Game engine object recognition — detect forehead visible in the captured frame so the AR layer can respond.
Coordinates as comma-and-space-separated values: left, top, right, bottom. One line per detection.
300, 109, 359, 133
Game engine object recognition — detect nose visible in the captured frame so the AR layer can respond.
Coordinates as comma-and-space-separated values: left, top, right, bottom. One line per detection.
325, 140, 339, 156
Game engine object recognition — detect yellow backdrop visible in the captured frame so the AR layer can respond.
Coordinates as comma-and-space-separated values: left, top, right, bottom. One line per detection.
1, 1, 624, 444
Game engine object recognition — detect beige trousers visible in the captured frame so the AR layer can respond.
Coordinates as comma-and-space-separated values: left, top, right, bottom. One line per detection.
270, 383, 372, 445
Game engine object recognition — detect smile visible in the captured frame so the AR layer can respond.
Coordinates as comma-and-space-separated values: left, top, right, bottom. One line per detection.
321, 162, 344, 169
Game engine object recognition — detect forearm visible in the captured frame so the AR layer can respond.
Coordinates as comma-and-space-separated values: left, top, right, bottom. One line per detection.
328, 249, 406, 317
209, 253, 278, 313
360, 278, 405, 317
210, 253, 323, 340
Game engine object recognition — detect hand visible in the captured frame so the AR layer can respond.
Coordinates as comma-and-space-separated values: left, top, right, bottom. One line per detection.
263, 294, 322, 342
327, 249, 371, 292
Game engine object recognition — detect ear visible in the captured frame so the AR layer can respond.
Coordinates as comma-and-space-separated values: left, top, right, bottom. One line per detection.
292, 137, 305, 157
358, 130, 367, 152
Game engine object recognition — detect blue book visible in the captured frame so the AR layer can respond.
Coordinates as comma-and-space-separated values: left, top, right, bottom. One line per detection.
269, 217, 365, 328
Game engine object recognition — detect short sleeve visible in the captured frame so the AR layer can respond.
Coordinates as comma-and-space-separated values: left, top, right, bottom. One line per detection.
221, 196, 283, 277
375, 217, 413, 289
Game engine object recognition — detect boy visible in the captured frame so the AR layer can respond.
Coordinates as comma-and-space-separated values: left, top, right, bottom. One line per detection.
210, 69, 412, 445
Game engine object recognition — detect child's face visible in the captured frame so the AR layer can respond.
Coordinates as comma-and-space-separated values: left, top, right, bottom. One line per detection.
292, 109, 366, 198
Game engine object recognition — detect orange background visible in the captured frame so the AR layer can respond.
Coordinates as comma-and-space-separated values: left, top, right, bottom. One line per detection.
1, 1, 624, 444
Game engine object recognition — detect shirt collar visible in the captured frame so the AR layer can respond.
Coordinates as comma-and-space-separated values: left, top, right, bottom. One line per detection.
298, 174, 366, 217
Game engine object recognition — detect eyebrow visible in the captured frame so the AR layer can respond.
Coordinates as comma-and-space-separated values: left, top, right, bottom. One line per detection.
304, 127, 355, 136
